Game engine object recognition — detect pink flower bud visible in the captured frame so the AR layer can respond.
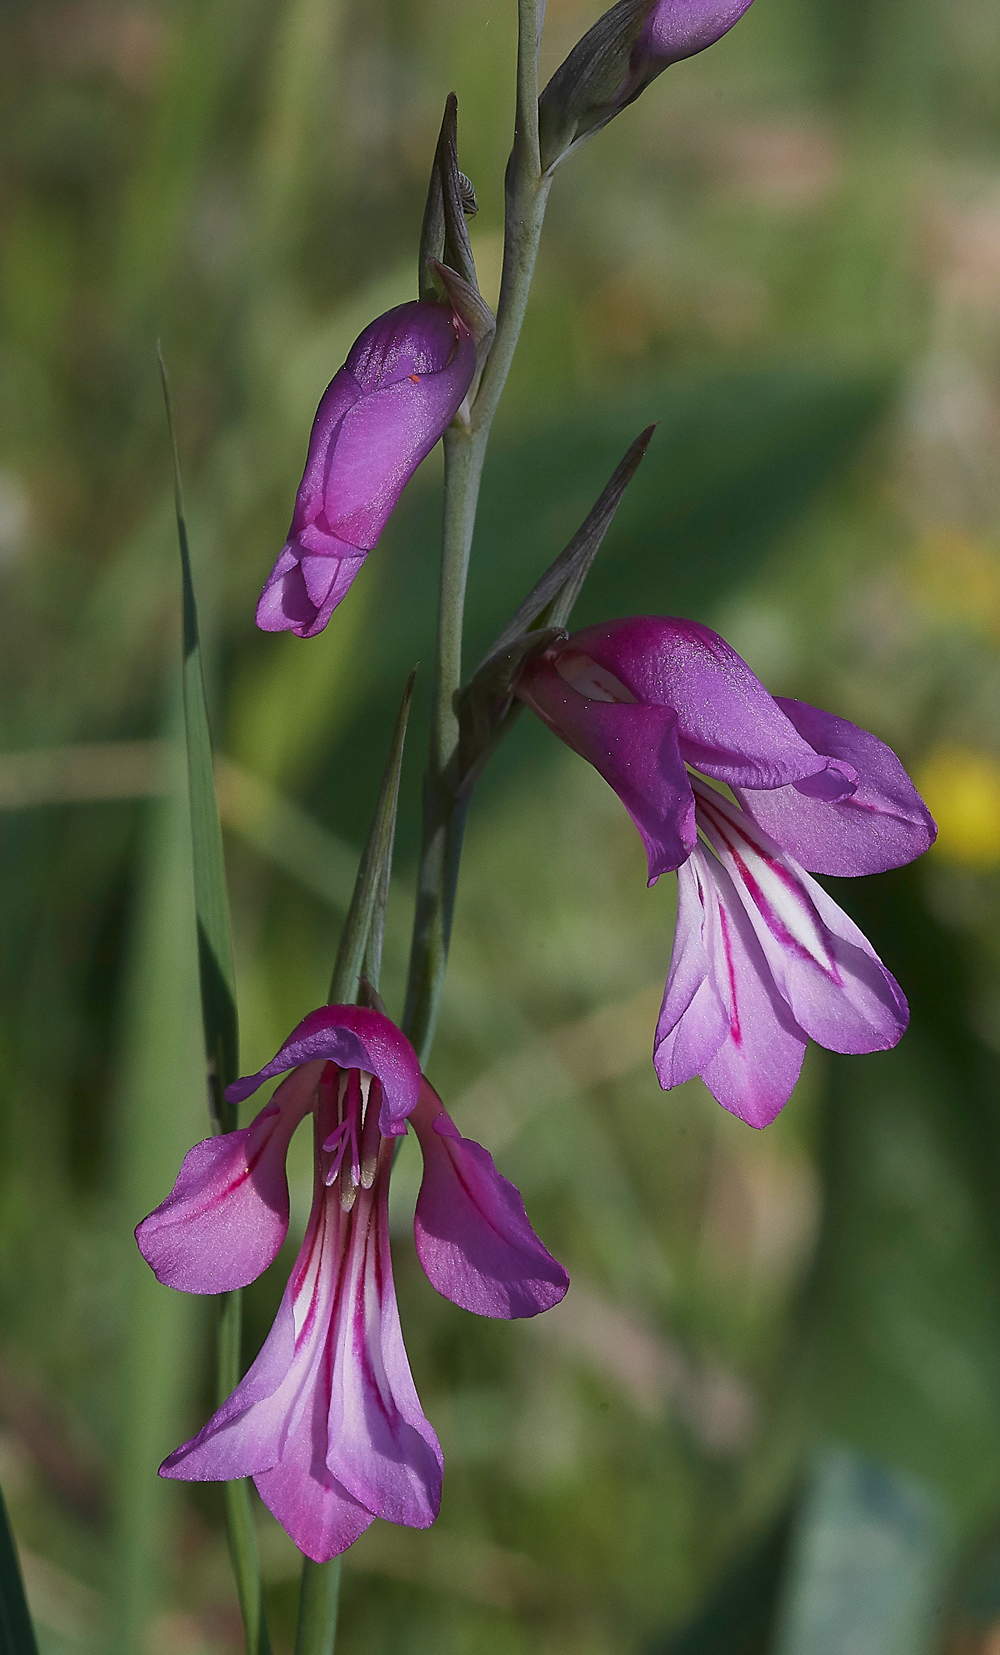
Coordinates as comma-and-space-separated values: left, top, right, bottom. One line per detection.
539, 0, 756, 171
257, 300, 476, 639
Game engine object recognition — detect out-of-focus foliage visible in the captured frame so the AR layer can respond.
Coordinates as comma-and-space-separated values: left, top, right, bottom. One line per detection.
3, 0, 1000, 1649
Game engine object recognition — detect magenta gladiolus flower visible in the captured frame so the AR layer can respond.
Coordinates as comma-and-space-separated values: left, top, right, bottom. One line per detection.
136, 1006, 567, 1561
516, 618, 936, 1128
257, 301, 476, 639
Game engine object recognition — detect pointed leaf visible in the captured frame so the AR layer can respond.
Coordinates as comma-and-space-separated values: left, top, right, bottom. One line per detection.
329, 670, 416, 1004
158, 354, 272, 1655
158, 348, 239, 1126
477, 423, 655, 673
428, 259, 496, 369
418, 94, 478, 300
456, 426, 655, 782
0, 1485, 39, 1655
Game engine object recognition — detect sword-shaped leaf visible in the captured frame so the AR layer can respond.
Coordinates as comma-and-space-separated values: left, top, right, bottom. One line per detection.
158, 351, 271, 1655
328, 669, 416, 1006
158, 348, 238, 1127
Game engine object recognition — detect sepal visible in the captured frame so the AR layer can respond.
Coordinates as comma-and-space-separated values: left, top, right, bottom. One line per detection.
427, 260, 496, 375
538, 0, 654, 171
457, 626, 564, 786
456, 426, 654, 783
538, 0, 756, 172
328, 671, 414, 1005
418, 94, 479, 300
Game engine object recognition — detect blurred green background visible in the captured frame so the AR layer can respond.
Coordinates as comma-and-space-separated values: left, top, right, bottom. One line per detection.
4, 0, 1000, 1649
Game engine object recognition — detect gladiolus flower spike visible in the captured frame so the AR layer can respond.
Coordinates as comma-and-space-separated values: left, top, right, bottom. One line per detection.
136, 1005, 567, 1562
257, 300, 476, 638
516, 617, 936, 1129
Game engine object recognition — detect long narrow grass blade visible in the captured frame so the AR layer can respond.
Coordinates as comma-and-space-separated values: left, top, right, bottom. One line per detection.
158, 346, 239, 1126
113, 704, 208, 1655
158, 351, 271, 1655
328, 670, 416, 1005
0, 1485, 39, 1655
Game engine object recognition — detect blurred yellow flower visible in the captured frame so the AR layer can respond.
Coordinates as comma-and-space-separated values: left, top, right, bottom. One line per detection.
915, 744, 1000, 867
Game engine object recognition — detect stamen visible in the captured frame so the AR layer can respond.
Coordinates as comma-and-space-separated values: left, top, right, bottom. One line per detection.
359, 1075, 382, 1188
343, 1071, 363, 1186
321, 1068, 368, 1193
322, 1120, 348, 1184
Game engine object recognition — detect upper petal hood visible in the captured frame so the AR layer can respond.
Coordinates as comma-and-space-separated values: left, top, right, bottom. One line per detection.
411, 1080, 569, 1318
344, 300, 472, 389
516, 653, 696, 880
733, 698, 937, 876
227, 1005, 422, 1136
565, 618, 856, 794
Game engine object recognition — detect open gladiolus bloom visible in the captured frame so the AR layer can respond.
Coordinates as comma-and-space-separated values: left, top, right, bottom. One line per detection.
136, 1006, 567, 1561
517, 617, 936, 1128
257, 299, 476, 638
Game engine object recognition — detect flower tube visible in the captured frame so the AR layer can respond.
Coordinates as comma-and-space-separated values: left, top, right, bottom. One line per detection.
257, 301, 476, 638
516, 617, 936, 1127
136, 1006, 567, 1561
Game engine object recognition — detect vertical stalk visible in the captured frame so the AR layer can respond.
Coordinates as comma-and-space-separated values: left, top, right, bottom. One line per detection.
403, 424, 481, 1063
403, 0, 551, 1061
474, 0, 551, 435
218, 1293, 272, 1654
295, 1558, 342, 1655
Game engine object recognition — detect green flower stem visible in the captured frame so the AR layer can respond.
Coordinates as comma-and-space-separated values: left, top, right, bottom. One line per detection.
403, 421, 478, 1063
217, 1292, 272, 1655
295, 1558, 342, 1655
472, 0, 551, 436
403, 0, 551, 1063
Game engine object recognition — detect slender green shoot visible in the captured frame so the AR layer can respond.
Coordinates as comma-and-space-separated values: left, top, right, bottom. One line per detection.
403, 0, 551, 1063
158, 348, 272, 1655
295, 1557, 342, 1655
328, 670, 415, 1006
